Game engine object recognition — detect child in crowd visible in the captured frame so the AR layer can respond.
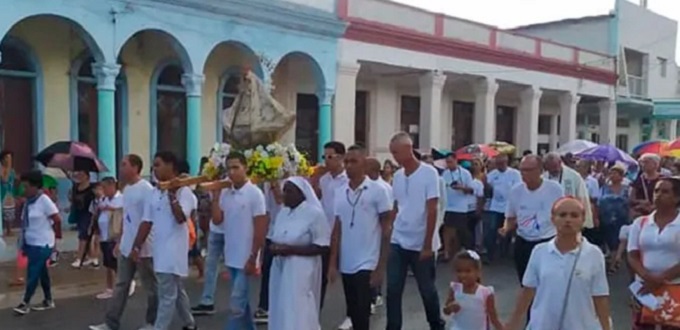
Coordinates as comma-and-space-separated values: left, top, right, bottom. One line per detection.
92, 177, 124, 300
443, 250, 503, 330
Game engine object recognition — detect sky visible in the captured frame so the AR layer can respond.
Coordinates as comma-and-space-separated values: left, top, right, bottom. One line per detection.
393, 0, 680, 60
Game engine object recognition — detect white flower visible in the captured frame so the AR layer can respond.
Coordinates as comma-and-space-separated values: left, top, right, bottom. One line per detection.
256, 145, 265, 153
244, 149, 253, 158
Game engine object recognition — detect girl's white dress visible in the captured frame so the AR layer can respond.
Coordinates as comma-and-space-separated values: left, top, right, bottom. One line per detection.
268, 201, 331, 330
448, 282, 494, 330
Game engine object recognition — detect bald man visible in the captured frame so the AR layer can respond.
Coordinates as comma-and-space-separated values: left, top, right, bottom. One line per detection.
385, 132, 444, 330
500, 155, 564, 283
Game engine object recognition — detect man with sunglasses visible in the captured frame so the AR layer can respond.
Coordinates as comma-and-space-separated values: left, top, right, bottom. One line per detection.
314, 141, 352, 330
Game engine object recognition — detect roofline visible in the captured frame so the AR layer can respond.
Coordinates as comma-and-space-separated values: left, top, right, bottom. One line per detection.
511, 14, 614, 31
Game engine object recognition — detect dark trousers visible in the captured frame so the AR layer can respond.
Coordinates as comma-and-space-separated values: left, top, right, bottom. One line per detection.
22, 245, 53, 304
385, 244, 444, 330
320, 249, 330, 310
342, 271, 372, 330
514, 235, 554, 283
257, 239, 274, 311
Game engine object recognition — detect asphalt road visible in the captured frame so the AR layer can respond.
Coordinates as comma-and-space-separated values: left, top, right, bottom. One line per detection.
0, 259, 632, 330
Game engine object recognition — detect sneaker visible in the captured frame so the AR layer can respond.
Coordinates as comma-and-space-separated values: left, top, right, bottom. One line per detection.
374, 295, 384, 307
370, 303, 376, 315
137, 324, 154, 330
13, 302, 30, 315
48, 259, 58, 268
129, 280, 136, 297
31, 300, 55, 311
89, 324, 112, 330
96, 289, 113, 300
253, 308, 269, 324
182, 326, 198, 330
190, 304, 215, 315
338, 317, 353, 330
71, 259, 82, 268
91, 259, 100, 268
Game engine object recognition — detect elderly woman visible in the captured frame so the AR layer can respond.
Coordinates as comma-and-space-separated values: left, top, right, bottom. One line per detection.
630, 153, 662, 218
268, 177, 331, 330
505, 197, 611, 330
628, 177, 680, 329
598, 166, 630, 272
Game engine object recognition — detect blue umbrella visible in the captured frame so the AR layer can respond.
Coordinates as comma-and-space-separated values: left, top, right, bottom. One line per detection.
576, 144, 637, 165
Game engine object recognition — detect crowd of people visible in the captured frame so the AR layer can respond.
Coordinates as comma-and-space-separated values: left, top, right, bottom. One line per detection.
2, 132, 680, 330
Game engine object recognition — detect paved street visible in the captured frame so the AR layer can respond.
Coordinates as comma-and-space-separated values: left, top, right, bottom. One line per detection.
0, 259, 632, 330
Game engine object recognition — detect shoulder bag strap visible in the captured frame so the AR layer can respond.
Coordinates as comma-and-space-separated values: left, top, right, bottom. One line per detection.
557, 244, 584, 329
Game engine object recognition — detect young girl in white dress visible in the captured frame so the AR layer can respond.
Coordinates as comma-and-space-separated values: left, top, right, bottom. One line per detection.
443, 250, 503, 330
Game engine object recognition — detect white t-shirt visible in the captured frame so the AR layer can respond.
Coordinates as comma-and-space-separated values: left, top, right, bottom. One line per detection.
334, 178, 392, 274
585, 175, 601, 200
505, 180, 564, 241
220, 181, 267, 269
97, 192, 123, 242
319, 171, 349, 227
442, 167, 473, 213
144, 186, 196, 277
619, 225, 631, 242
487, 168, 522, 214
391, 163, 440, 251
468, 179, 484, 213
23, 194, 59, 248
627, 212, 680, 284
120, 179, 154, 258
523, 239, 608, 330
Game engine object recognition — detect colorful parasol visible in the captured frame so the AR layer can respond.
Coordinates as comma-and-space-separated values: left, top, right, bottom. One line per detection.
576, 144, 637, 165
662, 138, 680, 157
488, 141, 516, 155
455, 144, 499, 161
556, 139, 598, 155
631, 140, 668, 156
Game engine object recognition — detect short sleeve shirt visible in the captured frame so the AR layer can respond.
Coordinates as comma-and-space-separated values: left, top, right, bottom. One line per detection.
24, 194, 59, 248
506, 180, 564, 241
627, 212, 680, 284
220, 181, 267, 269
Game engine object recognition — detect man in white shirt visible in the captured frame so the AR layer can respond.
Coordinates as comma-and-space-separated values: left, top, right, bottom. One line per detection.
313, 141, 351, 329
365, 157, 393, 312
328, 146, 392, 330
500, 155, 564, 283
90, 154, 157, 330
441, 153, 474, 259
212, 152, 267, 329
385, 132, 445, 330
131, 151, 198, 330
485, 154, 521, 262
253, 180, 283, 323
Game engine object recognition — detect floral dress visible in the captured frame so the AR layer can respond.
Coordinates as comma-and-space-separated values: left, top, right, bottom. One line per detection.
1, 169, 16, 226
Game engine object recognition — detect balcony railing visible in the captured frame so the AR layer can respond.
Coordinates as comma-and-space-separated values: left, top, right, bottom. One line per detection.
627, 75, 647, 99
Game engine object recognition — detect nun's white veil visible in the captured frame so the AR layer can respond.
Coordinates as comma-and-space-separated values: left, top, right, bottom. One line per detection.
285, 176, 323, 210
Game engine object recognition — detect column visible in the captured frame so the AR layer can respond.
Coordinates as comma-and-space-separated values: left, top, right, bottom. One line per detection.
558, 92, 580, 145
651, 119, 659, 140
518, 86, 542, 154
317, 88, 334, 163
472, 77, 498, 144
370, 79, 398, 157
549, 114, 559, 151
670, 120, 678, 140
93, 62, 121, 177
418, 71, 447, 151
182, 73, 204, 175
333, 61, 361, 145
598, 99, 617, 144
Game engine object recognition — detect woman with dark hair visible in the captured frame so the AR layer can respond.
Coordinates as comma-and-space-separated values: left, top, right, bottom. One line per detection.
381, 160, 397, 185
13, 170, 62, 315
268, 177, 330, 329
1, 150, 16, 237
628, 177, 680, 329
70, 171, 98, 268
597, 166, 630, 274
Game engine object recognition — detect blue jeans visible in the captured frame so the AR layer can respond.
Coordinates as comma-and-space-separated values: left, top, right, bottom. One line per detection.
199, 231, 225, 306
225, 267, 255, 330
483, 211, 505, 260
385, 244, 444, 330
22, 245, 53, 304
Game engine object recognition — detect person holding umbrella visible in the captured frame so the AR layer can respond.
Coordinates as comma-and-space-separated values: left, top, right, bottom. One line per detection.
13, 170, 62, 315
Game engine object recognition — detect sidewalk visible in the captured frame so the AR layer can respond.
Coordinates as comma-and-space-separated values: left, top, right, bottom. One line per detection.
0, 231, 105, 310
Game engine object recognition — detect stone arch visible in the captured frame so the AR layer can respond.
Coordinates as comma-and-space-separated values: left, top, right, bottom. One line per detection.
149, 59, 187, 159
116, 28, 193, 74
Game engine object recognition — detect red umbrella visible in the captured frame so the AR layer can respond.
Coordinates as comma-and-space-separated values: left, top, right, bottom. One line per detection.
455, 144, 499, 160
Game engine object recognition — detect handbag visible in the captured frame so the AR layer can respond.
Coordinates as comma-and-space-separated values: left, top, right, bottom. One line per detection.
637, 216, 680, 327
108, 209, 123, 240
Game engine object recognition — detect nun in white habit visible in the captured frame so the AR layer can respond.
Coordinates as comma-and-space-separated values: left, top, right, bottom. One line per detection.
268, 176, 331, 330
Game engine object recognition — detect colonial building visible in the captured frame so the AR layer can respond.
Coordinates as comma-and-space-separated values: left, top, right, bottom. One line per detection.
513, 0, 680, 151
0, 0, 345, 177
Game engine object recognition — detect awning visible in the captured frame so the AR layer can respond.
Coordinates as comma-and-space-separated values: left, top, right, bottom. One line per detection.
653, 100, 680, 119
